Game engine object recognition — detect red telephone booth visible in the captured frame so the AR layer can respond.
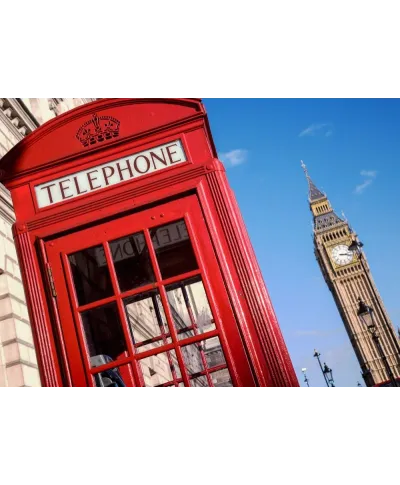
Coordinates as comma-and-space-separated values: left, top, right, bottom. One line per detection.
0, 98, 298, 387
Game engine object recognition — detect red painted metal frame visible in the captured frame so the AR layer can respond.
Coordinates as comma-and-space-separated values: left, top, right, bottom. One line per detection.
46, 195, 252, 387
1, 98, 299, 387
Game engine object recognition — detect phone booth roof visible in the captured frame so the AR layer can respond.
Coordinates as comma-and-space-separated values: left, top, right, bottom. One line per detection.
0, 98, 217, 188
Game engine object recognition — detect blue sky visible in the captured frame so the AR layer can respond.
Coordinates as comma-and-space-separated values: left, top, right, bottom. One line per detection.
203, 99, 400, 387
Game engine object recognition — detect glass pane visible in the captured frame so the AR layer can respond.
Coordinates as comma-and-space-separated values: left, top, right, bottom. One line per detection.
204, 337, 227, 369
211, 369, 233, 387
182, 337, 227, 377
93, 365, 133, 388
181, 342, 205, 376
109, 232, 155, 293
81, 303, 127, 366
151, 220, 198, 280
139, 349, 181, 387
124, 291, 171, 353
190, 376, 209, 387
69, 246, 114, 306
166, 277, 216, 340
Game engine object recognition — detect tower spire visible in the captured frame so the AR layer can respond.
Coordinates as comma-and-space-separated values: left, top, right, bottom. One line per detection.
300, 160, 326, 202
301, 161, 343, 232
301, 160, 309, 178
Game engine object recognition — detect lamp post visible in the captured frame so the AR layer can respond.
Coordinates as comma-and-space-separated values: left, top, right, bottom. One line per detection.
313, 350, 335, 387
348, 240, 400, 359
357, 298, 398, 387
302, 368, 310, 387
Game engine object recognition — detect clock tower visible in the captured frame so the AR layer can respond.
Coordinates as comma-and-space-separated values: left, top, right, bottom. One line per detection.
302, 161, 400, 386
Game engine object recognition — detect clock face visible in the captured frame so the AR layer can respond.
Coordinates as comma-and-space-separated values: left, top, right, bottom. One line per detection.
331, 245, 353, 266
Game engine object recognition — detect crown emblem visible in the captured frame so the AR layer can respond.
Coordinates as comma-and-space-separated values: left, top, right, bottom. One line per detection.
76, 113, 120, 147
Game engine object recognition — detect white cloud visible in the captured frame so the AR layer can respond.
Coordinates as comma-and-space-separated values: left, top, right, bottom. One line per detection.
360, 170, 377, 178
220, 149, 248, 168
355, 179, 373, 194
299, 123, 333, 137
354, 170, 377, 195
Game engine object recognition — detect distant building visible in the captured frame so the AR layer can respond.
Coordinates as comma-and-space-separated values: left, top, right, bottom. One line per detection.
302, 162, 400, 386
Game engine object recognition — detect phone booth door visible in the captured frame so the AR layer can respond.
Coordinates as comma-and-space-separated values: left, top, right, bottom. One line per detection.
45, 195, 256, 387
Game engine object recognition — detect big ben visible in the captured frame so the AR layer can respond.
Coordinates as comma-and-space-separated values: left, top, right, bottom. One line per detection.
302, 161, 400, 386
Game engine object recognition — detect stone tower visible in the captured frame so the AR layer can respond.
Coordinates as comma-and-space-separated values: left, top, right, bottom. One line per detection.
302, 161, 400, 386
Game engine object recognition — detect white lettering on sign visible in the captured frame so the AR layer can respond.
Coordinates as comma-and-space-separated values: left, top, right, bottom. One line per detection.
35, 140, 187, 209
95, 221, 189, 267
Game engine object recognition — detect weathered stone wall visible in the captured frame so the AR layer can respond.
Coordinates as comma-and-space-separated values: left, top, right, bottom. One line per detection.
0, 98, 96, 386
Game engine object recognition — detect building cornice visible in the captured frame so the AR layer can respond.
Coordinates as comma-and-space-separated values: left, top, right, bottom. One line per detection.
314, 221, 348, 235
0, 183, 16, 224
0, 109, 24, 143
0, 98, 38, 141
13, 98, 40, 131
8, 99, 39, 130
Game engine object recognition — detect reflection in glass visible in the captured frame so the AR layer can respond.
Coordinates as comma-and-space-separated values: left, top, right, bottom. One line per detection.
204, 337, 227, 368
190, 376, 208, 387
182, 337, 227, 377
182, 342, 205, 376
124, 291, 171, 353
211, 369, 233, 387
166, 277, 216, 340
81, 303, 127, 365
69, 246, 114, 306
139, 350, 181, 387
109, 232, 155, 293
151, 220, 198, 280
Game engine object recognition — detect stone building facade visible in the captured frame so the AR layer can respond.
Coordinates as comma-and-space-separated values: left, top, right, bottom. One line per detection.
0, 98, 96, 387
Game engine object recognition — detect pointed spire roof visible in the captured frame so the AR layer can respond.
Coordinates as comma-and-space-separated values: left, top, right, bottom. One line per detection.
301, 161, 326, 201
301, 161, 344, 232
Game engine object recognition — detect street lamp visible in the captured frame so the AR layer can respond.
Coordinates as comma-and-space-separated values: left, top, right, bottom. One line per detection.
357, 298, 398, 387
313, 350, 335, 387
348, 240, 400, 357
323, 363, 335, 387
302, 368, 310, 387
347, 240, 364, 253
357, 298, 376, 332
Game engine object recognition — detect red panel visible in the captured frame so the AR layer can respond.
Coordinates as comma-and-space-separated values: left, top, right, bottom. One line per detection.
0, 99, 206, 183
13, 230, 63, 387
206, 170, 298, 386
45, 195, 255, 387
1, 98, 298, 387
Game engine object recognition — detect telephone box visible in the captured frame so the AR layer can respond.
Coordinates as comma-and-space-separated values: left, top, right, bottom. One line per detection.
0, 98, 298, 387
